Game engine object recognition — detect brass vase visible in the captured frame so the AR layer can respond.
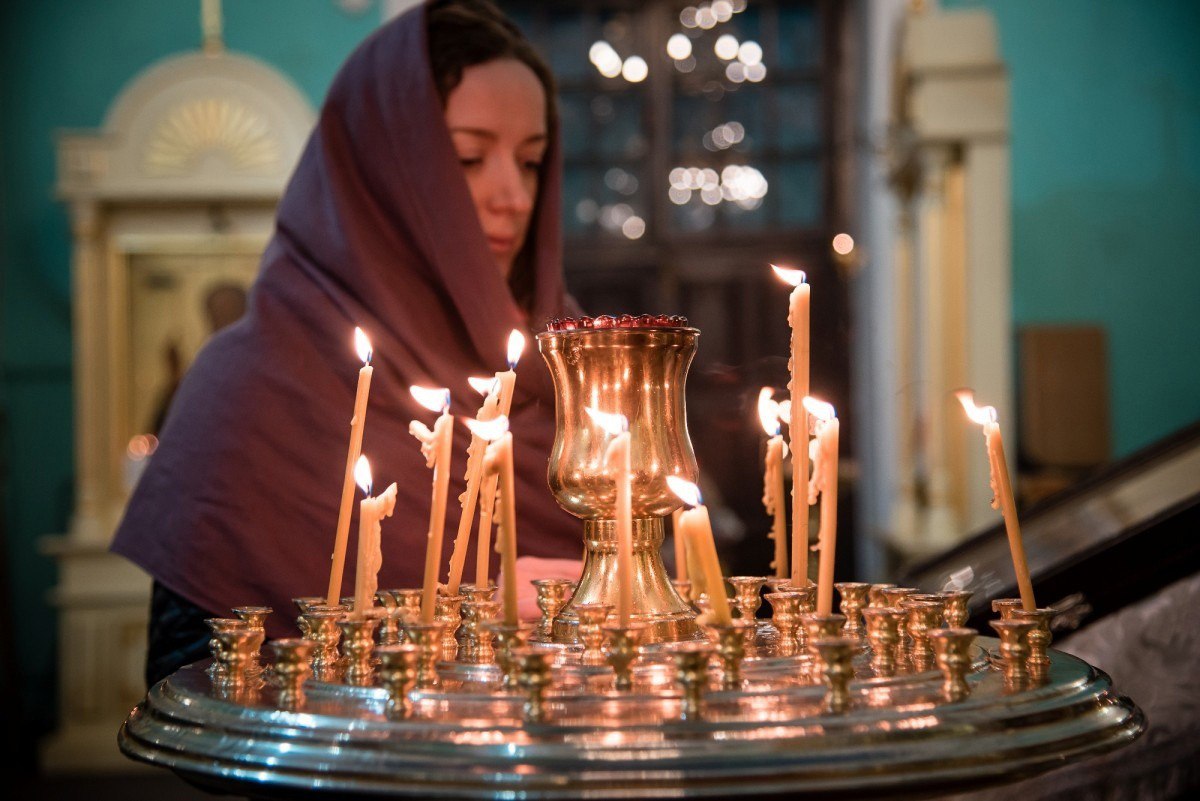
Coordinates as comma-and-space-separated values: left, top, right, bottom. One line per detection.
538, 326, 704, 645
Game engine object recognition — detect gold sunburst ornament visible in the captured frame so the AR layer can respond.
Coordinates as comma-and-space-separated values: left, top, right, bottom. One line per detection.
143, 97, 279, 175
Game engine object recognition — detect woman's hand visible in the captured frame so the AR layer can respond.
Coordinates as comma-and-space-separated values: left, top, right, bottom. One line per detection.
498, 555, 582, 621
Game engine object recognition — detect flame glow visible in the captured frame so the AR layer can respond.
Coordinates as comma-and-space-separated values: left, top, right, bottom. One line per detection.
507, 330, 526, 369
354, 454, 373, 496
668, 475, 702, 508
354, 327, 372, 364
802, 396, 836, 421
585, 406, 629, 435
770, 264, 807, 287
757, 387, 781, 437
468, 376, 497, 396
410, 385, 451, 413
465, 414, 510, 442
956, 389, 997, 426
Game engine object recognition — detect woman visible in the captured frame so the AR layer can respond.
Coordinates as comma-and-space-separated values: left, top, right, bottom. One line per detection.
113, 0, 581, 686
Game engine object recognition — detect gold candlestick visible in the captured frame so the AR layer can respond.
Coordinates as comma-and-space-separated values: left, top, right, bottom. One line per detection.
989, 619, 1036, 688
943, 590, 973, 627
929, 628, 976, 702
339, 614, 381, 686
862, 607, 905, 676
672, 642, 714, 721
403, 621, 446, 689
575, 603, 612, 667
811, 637, 855, 714
435, 593, 465, 662
269, 638, 313, 709
516, 648, 554, 724
764, 591, 803, 657
992, 598, 1024, 621
834, 583, 869, 638
375, 592, 401, 646
603, 623, 645, 691
867, 584, 896, 608
1013, 608, 1053, 680
293, 596, 326, 615
376, 644, 419, 719
532, 578, 572, 642
902, 600, 943, 670
485, 621, 532, 690
207, 618, 253, 685
712, 620, 754, 690
457, 584, 497, 663
299, 606, 345, 679
232, 606, 271, 675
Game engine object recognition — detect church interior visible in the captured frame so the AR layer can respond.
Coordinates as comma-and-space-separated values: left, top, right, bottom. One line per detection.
1, 0, 1197, 798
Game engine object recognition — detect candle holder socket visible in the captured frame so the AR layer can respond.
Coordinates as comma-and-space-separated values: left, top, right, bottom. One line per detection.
811, 637, 856, 714
338, 613, 382, 686
943, 590, 973, 628
206, 618, 253, 685
929, 628, 976, 702
458, 586, 499, 664
232, 606, 271, 675
435, 593, 465, 662
671, 642, 714, 721
835, 582, 870, 638
764, 591, 803, 657
603, 623, 646, 691
991, 598, 1025, 621
901, 599, 944, 670
531, 579, 572, 642
515, 647, 554, 724
375, 591, 401, 646
671, 579, 694, 607
376, 644, 420, 719
1013, 608, 1054, 679
269, 638, 314, 708
484, 621, 533, 690
292, 596, 326, 615
867, 584, 896, 608
712, 619, 754, 690
402, 620, 446, 689
298, 606, 346, 677
989, 618, 1037, 688
862, 606, 906, 677
574, 602, 612, 667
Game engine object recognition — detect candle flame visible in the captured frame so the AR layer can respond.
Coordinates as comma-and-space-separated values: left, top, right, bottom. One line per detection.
668, 475, 703, 508
410, 385, 451, 413
507, 329, 526, 369
354, 454, 373, 496
468, 376, 498, 396
770, 264, 807, 287
465, 414, 510, 442
802, 395, 836, 421
757, 387, 781, 437
354, 327, 373, 364
585, 406, 629, 435
778, 399, 792, 421
956, 389, 997, 426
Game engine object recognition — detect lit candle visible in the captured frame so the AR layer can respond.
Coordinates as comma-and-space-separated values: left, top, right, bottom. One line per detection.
409, 386, 454, 624
351, 456, 398, 615
758, 388, 789, 579
327, 327, 374, 606
668, 476, 733, 625
475, 330, 526, 586
803, 396, 840, 615
671, 508, 688, 582
772, 265, 811, 587
587, 407, 633, 626
465, 415, 519, 625
957, 390, 1036, 611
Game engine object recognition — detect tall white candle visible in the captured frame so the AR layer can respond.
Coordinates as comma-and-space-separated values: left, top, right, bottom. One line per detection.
772, 265, 811, 586
957, 390, 1036, 611
445, 376, 501, 596
474, 330, 525, 586
668, 476, 733, 626
758, 388, 788, 579
466, 415, 519, 625
409, 386, 454, 624
803, 397, 840, 615
587, 407, 633, 626
327, 327, 374, 606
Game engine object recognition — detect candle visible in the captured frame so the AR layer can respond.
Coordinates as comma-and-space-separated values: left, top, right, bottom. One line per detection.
757, 389, 789, 579
671, 508, 688, 582
772, 265, 811, 586
587, 407, 633, 626
957, 390, 1036, 611
803, 397, 840, 615
409, 386, 454, 624
444, 376, 500, 596
475, 330, 526, 586
466, 415, 519, 624
668, 476, 733, 625
327, 327, 374, 606
351, 456, 398, 614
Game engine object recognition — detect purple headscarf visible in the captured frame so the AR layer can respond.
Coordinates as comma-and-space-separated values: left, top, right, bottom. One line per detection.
111, 3, 580, 638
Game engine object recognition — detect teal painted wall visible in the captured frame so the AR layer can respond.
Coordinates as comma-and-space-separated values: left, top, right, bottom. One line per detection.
945, 0, 1200, 454
0, 0, 379, 740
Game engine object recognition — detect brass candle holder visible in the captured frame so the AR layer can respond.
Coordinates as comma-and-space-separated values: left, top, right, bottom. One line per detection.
800, 612, 846, 670
485, 621, 533, 690
867, 584, 896, 608
861, 606, 905, 676
339, 612, 381, 686
575, 602, 612, 667
989, 618, 1037, 688
292, 596, 326, 615
943, 590, 973, 628
516, 647, 554, 724
269, 638, 313, 709
1013, 608, 1054, 680
764, 590, 803, 657
929, 628, 976, 702
232, 606, 271, 675
792, 585, 817, 649
403, 620, 446, 689
391, 588, 424, 626
539, 326, 703, 645
376, 644, 420, 719
671, 642, 714, 721
712, 619, 754, 690
880, 587, 917, 610
375, 591, 401, 646
531, 578, 572, 642
671, 579, 694, 607
207, 618, 254, 685
435, 593, 465, 662
727, 576, 766, 623
603, 622, 646, 691
299, 606, 346, 678
811, 637, 856, 714
835, 582, 870, 638
901, 600, 944, 671
458, 588, 499, 664
991, 598, 1024, 621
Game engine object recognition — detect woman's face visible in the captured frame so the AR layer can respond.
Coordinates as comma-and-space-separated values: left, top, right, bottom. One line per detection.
444, 59, 548, 279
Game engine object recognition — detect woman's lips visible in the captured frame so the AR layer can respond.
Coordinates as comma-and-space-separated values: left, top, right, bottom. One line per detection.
487, 235, 516, 254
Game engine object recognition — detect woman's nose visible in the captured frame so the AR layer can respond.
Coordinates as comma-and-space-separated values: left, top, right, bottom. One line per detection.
488, 158, 534, 214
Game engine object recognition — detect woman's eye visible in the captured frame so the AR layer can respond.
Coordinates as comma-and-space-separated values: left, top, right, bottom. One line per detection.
459, 157, 483, 167
523, 161, 543, 172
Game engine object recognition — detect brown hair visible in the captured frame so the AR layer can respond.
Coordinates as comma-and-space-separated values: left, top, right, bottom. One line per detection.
426, 0, 558, 312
